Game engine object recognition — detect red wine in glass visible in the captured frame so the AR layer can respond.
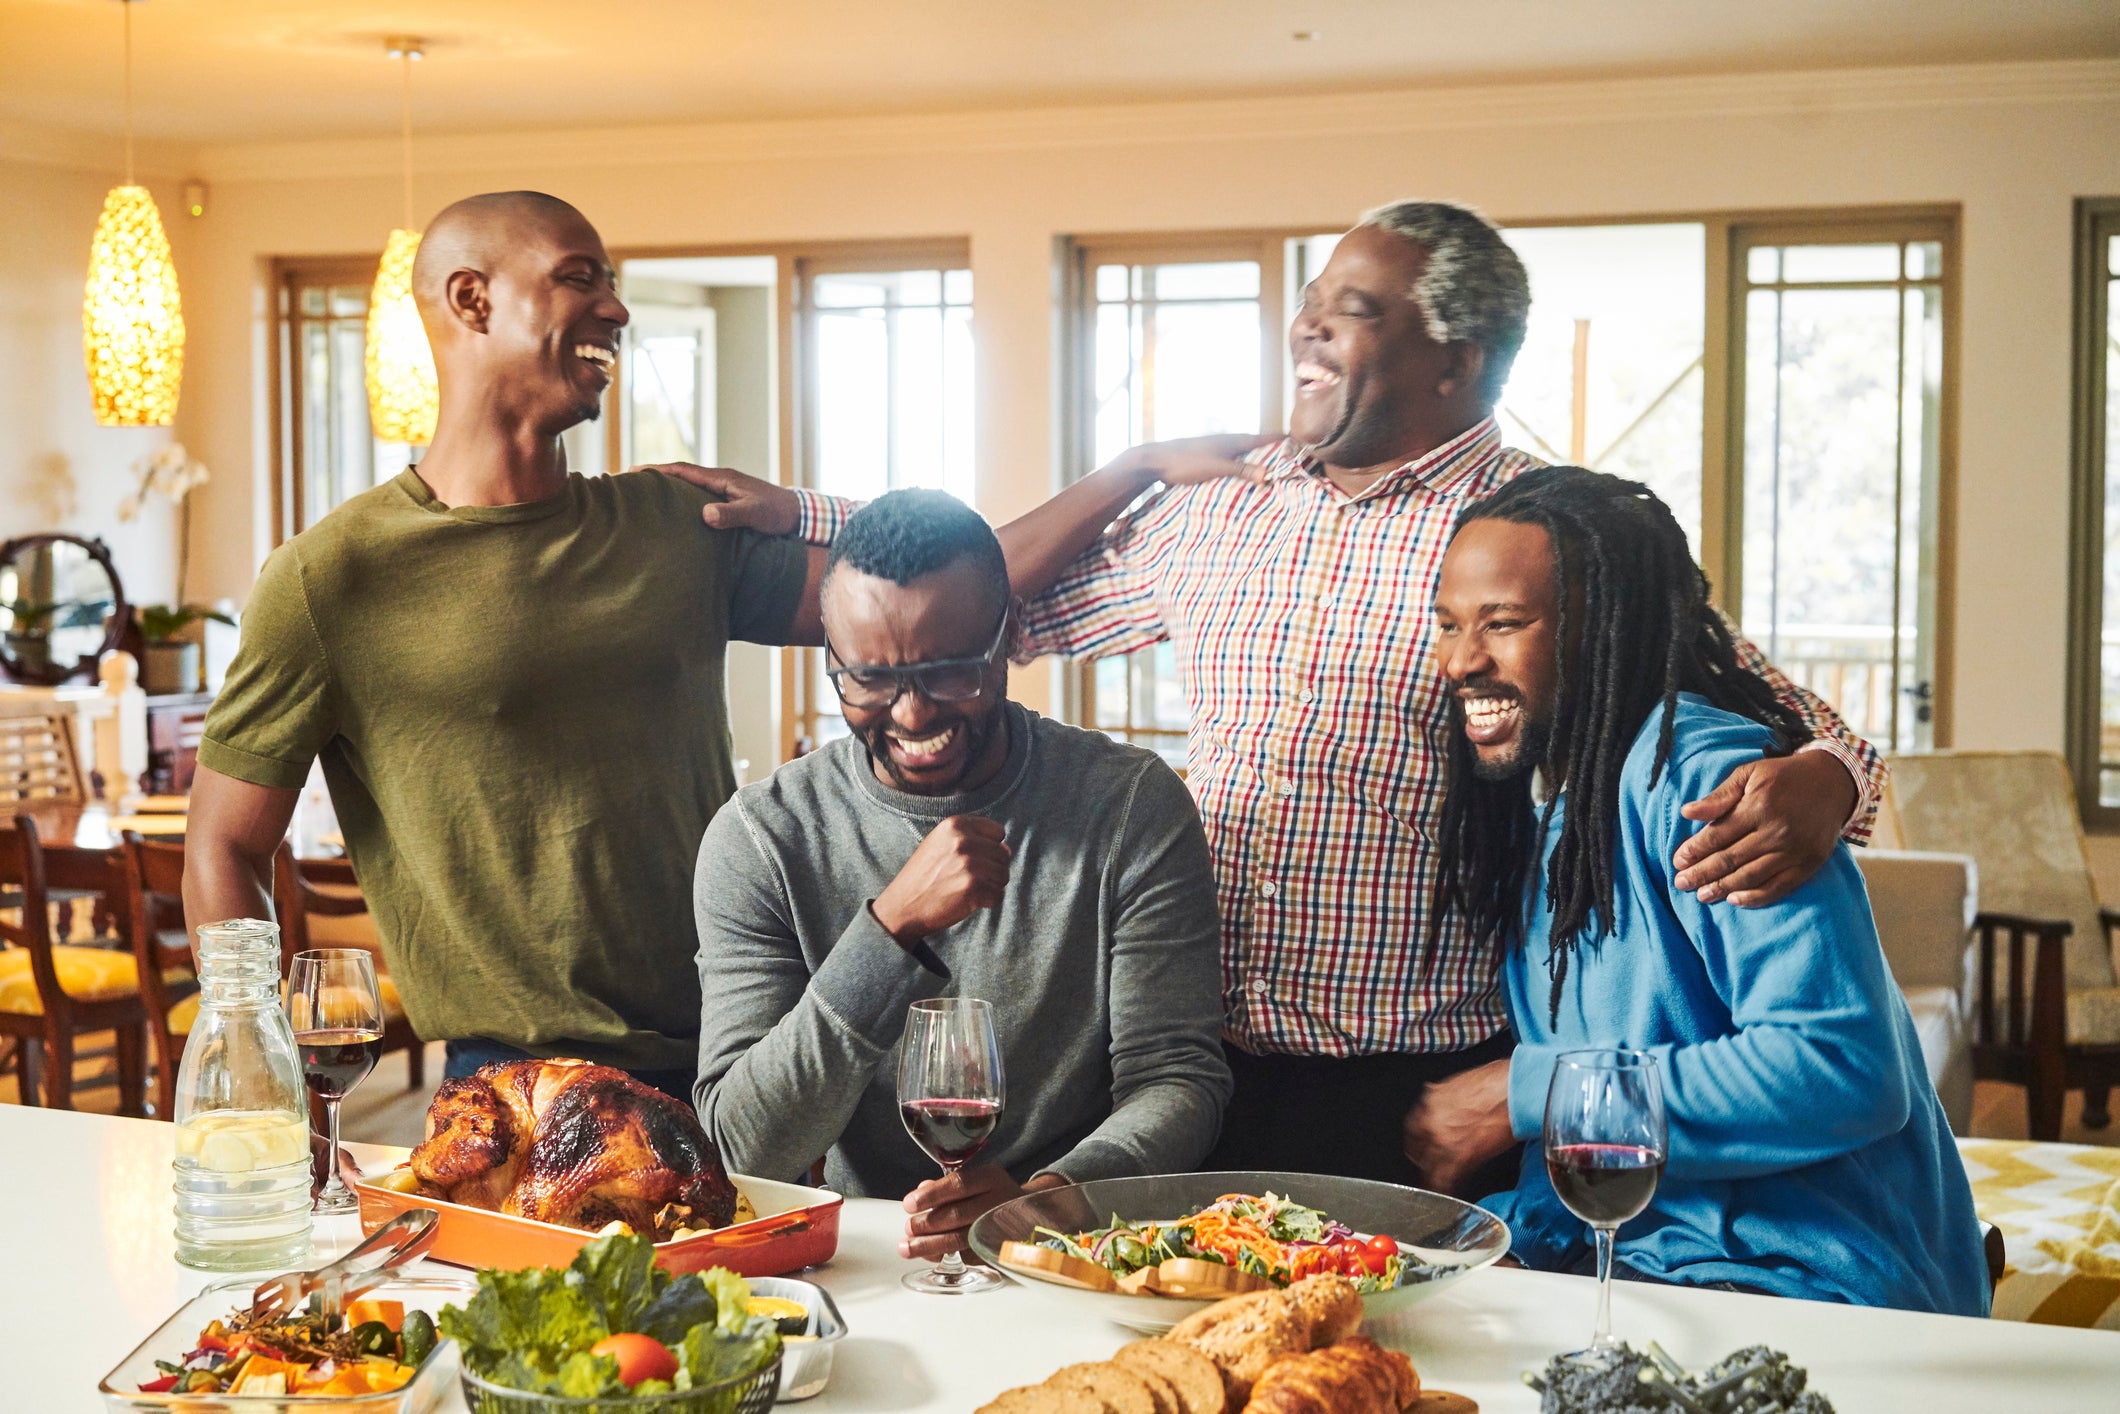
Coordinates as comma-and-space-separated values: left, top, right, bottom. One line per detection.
1542, 1050, 1667, 1354
1546, 1143, 1664, 1227
900, 1097, 1001, 1168
296, 1028, 383, 1101
897, 997, 1007, 1296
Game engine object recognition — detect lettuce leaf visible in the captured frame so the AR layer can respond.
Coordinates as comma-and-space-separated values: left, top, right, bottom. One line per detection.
438, 1234, 777, 1397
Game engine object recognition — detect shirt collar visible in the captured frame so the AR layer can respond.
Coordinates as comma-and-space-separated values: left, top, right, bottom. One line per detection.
1262, 418, 1507, 502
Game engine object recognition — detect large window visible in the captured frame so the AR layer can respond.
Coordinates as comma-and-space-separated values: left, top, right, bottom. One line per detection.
2069, 199, 2120, 820
791, 247, 975, 752
1062, 213, 1955, 763
1064, 235, 1303, 763
1728, 218, 1952, 754
272, 257, 415, 539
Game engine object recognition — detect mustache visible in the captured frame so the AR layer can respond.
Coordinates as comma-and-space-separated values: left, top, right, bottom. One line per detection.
1451, 677, 1521, 701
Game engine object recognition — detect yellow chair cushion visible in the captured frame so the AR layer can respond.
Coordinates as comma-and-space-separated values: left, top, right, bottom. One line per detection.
0, 945, 141, 1014
166, 972, 403, 1036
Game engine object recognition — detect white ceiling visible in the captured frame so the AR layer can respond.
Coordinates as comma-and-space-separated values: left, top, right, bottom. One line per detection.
4, 0, 2115, 146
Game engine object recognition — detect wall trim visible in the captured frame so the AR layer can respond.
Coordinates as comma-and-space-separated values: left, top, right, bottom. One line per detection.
183, 58, 2120, 185
0, 120, 197, 180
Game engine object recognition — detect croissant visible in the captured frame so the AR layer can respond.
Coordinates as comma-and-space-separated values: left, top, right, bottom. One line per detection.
409, 1059, 739, 1238
1241, 1336, 1420, 1414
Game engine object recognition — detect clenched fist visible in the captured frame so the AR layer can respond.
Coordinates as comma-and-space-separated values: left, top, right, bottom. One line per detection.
871, 815, 1012, 944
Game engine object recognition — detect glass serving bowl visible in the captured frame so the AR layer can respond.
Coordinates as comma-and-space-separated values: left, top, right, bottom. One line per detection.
98, 1274, 473, 1414
458, 1350, 782, 1414
966, 1170, 1511, 1333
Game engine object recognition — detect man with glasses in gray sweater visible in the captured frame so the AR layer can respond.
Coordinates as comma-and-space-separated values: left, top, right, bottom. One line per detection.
692, 489, 1231, 1260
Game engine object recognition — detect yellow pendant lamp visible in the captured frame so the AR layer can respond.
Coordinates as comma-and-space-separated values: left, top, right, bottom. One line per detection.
365, 38, 437, 445
84, 0, 184, 427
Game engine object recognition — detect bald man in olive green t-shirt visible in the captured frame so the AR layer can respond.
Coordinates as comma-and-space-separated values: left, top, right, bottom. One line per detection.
185, 192, 825, 1091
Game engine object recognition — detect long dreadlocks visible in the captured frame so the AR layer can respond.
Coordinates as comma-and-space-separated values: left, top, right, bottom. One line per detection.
1429, 466, 1808, 1021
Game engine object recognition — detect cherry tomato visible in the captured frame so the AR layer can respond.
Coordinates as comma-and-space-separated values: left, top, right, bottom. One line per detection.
590, 1332, 679, 1388
1344, 1234, 1399, 1276
1333, 1239, 1372, 1276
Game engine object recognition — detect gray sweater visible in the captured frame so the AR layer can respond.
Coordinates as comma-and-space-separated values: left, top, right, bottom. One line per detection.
691, 703, 1231, 1199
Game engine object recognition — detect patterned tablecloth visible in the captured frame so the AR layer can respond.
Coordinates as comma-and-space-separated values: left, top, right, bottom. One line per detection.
1957, 1137, 2120, 1328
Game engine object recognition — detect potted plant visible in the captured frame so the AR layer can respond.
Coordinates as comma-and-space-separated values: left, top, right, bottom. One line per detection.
137, 603, 233, 694
1, 597, 61, 677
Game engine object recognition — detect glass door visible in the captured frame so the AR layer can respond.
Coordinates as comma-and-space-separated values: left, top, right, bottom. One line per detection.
1731, 222, 1952, 753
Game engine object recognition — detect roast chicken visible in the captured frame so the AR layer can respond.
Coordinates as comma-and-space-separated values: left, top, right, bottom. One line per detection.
408, 1058, 740, 1239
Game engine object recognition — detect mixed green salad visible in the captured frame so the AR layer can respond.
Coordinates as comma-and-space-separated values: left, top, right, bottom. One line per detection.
440, 1234, 780, 1409
1035, 1191, 1438, 1295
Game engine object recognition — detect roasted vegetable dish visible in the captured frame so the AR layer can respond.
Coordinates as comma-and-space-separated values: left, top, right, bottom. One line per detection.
137, 1296, 436, 1396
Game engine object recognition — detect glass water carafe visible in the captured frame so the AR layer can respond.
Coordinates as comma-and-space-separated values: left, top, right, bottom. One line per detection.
171, 919, 313, 1271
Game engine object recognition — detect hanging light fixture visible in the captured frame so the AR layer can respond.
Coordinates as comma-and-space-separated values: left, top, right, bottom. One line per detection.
365, 36, 438, 445
83, 0, 184, 427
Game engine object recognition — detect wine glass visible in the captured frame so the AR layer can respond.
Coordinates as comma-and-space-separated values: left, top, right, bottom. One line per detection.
286, 949, 384, 1215
1543, 1049, 1667, 1354
897, 997, 1006, 1295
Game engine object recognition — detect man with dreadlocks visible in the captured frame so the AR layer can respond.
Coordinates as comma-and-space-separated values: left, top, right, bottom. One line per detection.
1408, 465, 1984, 1314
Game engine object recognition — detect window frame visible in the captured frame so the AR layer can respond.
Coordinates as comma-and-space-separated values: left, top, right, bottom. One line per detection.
2066, 198, 2120, 828
1056, 229, 1312, 748
1717, 207, 1961, 754
268, 253, 390, 546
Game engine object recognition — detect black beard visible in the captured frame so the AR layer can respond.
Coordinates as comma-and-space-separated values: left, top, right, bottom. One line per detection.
1459, 705, 1555, 782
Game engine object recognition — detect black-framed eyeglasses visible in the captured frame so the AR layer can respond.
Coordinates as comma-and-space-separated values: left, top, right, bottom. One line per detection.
824, 612, 1010, 709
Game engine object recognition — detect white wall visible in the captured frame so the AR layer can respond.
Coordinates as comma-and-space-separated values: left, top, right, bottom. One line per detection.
0, 145, 191, 613
12, 61, 2120, 756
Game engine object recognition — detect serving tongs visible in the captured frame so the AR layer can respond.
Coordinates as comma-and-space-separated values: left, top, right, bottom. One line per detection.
245, 1207, 439, 1323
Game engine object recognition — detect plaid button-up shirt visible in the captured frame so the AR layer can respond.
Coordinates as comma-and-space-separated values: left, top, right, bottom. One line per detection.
794, 419, 1883, 1057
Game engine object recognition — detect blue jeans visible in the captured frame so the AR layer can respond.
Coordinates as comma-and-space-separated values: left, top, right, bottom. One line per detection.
442, 1038, 699, 1110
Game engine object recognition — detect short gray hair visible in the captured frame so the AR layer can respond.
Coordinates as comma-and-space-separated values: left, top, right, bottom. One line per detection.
1357, 200, 1530, 403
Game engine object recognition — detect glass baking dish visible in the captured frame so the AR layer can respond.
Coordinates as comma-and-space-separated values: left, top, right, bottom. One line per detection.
99, 1274, 475, 1413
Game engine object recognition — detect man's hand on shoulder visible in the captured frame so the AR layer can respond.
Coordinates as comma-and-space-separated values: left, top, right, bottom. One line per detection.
1673, 749, 1857, 907
870, 815, 1011, 945
632, 461, 799, 536
900, 1167, 1064, 1259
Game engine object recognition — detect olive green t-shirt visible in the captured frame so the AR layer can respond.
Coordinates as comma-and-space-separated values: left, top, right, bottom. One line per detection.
198, 469, 807, 1071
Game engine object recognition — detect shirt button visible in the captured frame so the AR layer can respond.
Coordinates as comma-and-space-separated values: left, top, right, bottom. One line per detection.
1259, 880, 1279, 898
1278, 781, 1296, 798
1248, 977, 1269, 996
1297, 689, 1316, 705
1319, 595, 1336, 608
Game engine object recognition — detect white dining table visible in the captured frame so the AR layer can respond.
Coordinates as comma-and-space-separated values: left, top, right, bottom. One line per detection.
10, 1104, 2117, 1413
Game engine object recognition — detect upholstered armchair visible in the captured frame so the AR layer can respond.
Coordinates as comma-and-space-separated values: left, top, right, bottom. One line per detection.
1853, 848, 1977, 1133
1879, 751, 2120, 1140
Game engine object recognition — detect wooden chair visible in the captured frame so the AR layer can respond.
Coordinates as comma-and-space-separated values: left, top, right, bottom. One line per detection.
0, 816, 147, 1112
0, 712, 86, 807
120, 831, 197, 1118
1880, 751, 2120, 1139
271, 844, 425, 1088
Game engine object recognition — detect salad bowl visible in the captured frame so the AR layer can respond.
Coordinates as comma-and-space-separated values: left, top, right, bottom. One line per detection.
966, 1170, 1510, 1333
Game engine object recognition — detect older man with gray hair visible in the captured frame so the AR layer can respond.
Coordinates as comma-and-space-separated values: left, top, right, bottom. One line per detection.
670, 201, 1889, 1187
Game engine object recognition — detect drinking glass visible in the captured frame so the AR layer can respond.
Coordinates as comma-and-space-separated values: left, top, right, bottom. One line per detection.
1542, 1049, 1667, 1354
897, 997, 1006, 1295
286, 949, 384, 1215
